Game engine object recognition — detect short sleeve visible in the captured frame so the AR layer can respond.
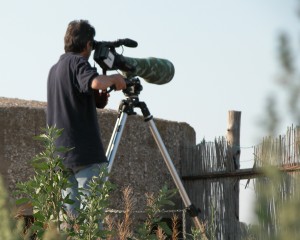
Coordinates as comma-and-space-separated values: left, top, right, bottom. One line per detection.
75, 57, 99, 94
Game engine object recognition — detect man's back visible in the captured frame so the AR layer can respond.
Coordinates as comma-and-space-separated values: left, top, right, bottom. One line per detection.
47, 52, 107, 170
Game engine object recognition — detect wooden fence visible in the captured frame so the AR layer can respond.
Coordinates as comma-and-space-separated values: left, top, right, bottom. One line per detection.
253, 125, 300, 237
182, 137, 241, 239
180, 111, 241, 239
182, 122, 300, 239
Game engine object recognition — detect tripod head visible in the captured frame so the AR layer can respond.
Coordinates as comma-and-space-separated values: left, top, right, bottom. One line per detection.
117, 77, 152, 120
107, 77, 143, 98
123, 78, 143, 97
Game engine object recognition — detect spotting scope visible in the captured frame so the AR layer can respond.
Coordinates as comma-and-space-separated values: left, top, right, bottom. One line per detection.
93, 38, 175, 85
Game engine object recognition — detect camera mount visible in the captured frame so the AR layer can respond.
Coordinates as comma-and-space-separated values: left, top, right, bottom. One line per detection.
105, 78, 205, 234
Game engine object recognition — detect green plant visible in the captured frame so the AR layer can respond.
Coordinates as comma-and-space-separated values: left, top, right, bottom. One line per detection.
15, 126, 73, 238
0, 175, 25, 240
105, 185, 181, 240
133, 184, 177, 240
14, 126, 116, 240
69, 166, 114, 240
206, 203, 217, 240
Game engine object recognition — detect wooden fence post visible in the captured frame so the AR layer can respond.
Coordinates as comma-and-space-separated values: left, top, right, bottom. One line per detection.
226, 110, 241, 237
227, 111, 241, 171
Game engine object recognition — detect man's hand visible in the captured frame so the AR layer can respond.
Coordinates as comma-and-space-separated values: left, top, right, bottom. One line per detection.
94, 90, 110, 109
110, 74, 127, 90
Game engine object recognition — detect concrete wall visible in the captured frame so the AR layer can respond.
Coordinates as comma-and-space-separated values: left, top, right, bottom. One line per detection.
0, 97, 196, 212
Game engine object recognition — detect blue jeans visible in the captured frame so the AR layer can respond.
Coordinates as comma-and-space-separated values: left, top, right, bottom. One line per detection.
62, 163, 107, 218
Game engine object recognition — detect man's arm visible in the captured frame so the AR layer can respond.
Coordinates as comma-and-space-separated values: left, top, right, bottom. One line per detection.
91, 74, 126, 91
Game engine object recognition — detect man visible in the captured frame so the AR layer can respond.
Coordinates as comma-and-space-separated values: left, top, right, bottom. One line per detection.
47, 19, 126, 218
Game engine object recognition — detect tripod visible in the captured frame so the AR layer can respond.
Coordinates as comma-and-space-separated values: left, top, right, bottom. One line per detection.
105, 78, 205, 233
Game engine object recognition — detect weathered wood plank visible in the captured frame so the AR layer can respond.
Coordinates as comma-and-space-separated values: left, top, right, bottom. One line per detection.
182, 165, 300, 180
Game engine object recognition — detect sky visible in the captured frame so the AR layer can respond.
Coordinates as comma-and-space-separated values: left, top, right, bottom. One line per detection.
0, 0, 299, 224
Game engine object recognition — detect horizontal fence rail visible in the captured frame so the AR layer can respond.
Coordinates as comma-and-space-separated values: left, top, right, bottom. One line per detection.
182, 164, 300, 180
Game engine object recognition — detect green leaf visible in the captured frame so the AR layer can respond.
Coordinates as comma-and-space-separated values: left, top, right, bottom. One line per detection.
32, 161, 49, 170
64, 198, 75, 205
33, 134, 48, 141
16, 197, 30, 205
157, 221, 172, 235
160, 199, 175, 206
30, 223, 44, 232
56, 146, 72, 153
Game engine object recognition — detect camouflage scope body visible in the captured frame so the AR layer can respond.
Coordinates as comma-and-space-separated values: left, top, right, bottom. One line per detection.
122, 57, 175, 85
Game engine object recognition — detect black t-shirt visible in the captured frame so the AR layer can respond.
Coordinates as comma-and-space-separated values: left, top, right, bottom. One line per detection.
47, 52, 107, 170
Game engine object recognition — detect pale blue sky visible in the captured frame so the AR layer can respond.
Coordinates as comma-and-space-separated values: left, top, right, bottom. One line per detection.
0, 0, 298, 223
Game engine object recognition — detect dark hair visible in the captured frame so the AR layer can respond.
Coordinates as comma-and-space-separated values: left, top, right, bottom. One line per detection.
64, 20, 95, 53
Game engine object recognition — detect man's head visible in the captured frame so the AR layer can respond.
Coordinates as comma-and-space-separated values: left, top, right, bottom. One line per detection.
64, 20, 95, 55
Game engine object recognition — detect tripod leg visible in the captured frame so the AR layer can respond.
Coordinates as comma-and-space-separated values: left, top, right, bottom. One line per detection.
106, 112, 128, 174
148, 119, 207, 237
